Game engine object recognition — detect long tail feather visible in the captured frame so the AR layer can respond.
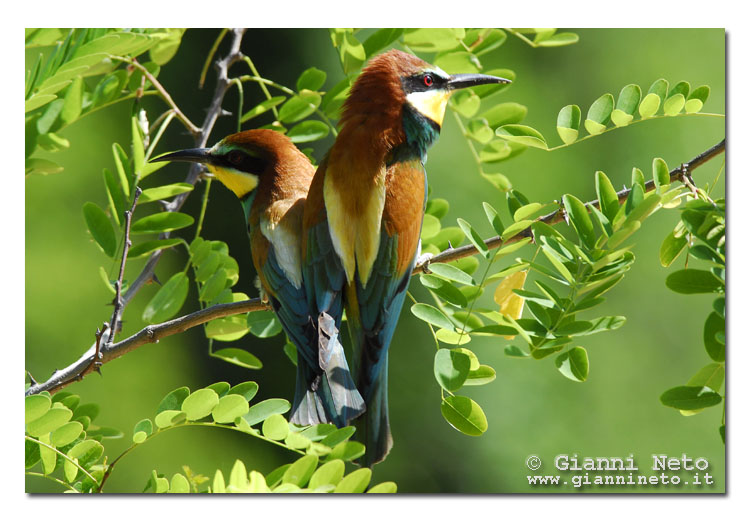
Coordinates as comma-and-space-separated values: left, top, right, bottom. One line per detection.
354, 352, 392, 467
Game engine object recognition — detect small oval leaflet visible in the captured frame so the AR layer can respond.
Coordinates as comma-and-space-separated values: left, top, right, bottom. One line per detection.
440, 396, 488, 437
181, 388, 220, 421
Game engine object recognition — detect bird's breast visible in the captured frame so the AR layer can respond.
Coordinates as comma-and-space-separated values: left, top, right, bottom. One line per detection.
324, 164, 387, 286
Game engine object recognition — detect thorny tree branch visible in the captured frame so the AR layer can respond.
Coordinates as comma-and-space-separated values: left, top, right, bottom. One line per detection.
25, 138, 725, 396
24, 29, 248, 397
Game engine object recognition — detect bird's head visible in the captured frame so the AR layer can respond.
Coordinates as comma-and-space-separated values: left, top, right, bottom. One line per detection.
150, 129, 308, 200
343, 49, 511, 131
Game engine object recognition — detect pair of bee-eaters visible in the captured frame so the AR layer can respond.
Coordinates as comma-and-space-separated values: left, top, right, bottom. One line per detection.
154, 49, 509, 466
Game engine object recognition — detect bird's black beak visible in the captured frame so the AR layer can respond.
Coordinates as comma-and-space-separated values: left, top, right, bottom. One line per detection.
150, 148, 213, 165
447, 73, 511, 90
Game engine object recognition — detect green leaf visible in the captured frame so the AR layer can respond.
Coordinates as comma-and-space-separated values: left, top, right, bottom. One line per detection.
296, 67, 327, 92
320, 78, 350, 119
536, 32, 579, 46
25, 93, 57, 113
584, 93, 614, 134
562, 195, 596, 248
26, 395, 52, 424
332, 30, 366, 74
142, 272, 189, 323
457, 218, 489, 258
82, 202, 117, 257
157, 386, 190, 414
501, 220, 533, 241
278, 90, 322, 123
434, 51, 480, 74
687, 363, 724, 393
248, 310, 283, 338
428, 263, 475, 286
434, 349, 471, 392
595, 171, 620, 222
479, 140, 512, 163
199, 267, 228, 302
320, 426, 356, 447
666, 269, 724, 294
59, 76, 84, 125
225, 382, 258, 403
168, 473, 190, 493
26, 438, 41, 469
420, 214, 441, 240
638, 93, 660, 118
465, 117, 493, 143
660, 386, 722, 410
25, 158, 64, 176
467, 28, 507, 55
334, 468, 372, 493
262, 414, 289, 440
181, 388, 220, 421
241, 96, 286, 122
451, 90, 481, 118
481, 102, 527, 129
555, 347, 589, 382
464, 365, 497, 386
133, 418, 153, 440
420, 275, 468, 308
648, 78, 669, 98
556, 104, 580, 144
50, 421, 83, 447
309, 460, 345, 490
440, 396, 488, 436
211, 348, 262, 370
112, 142, 132, 197
685, 85, 710, 113
280, 454, 318, 488
663, 94, 685, 116
704, 312, 725, 362
435, 329, 471, 345
131, 212, 194, 235
287, 120, 329, 143
26, 404, 73, 437
652, 157, 671, 189
496, 124, 548, 149
128, 238, 184, 259
660, 232, 688, 269
483, 202, 505, 236
362, 28, 403, 57
149, 29, 185, 65
411, 303, 456, 331
154, 410, 186, 429
212, 394, 250, 424
139, 183, 194, 203
611, 84, 641, 126
67, 439, 103, 468
403, 28, 465, 52
243, 398, 291, 426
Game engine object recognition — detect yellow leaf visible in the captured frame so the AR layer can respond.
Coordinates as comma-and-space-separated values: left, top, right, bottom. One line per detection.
493, 270, 528, 338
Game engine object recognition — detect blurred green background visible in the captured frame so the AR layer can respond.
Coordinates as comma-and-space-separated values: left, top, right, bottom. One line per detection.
26, 28, 725, 493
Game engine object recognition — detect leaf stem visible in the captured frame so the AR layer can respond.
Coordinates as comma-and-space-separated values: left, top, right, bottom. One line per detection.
239, 74, 339, 138
25, 435, 99, 485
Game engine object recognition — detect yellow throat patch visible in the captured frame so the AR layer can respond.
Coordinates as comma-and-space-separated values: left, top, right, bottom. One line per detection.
406, 89, 452, 127
206, 165, 259, 199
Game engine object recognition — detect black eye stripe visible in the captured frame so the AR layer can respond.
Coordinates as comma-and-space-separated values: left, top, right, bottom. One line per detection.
402, 72, 445, 94
218, 150, 266, 174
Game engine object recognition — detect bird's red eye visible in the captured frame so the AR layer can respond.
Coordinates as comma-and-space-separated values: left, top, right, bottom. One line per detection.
423, 74, 434, 87
228, 150, 244, 165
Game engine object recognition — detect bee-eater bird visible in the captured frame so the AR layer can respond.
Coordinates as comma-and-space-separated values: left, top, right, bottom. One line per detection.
151, 129, 365, 428
302, 49, 510, 466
